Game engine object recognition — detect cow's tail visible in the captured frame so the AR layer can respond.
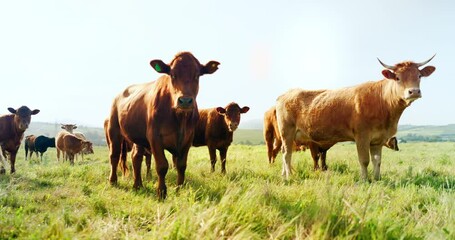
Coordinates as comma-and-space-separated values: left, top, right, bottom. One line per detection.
119, 140, 129, 177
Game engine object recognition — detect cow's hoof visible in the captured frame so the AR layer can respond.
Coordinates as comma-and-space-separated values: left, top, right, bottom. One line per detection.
0, 168, 5, 174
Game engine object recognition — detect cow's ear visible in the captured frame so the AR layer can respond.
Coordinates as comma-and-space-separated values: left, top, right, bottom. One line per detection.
150, 60, 170, 74
216, 107, 226, 115
31, 109, 40, 115
7, 107, 16, 114
73, 125, 77, 129
382, 70, 397, 80
201, 61, 220, 75
240, 106, 250, 114
420, 66, 436, 77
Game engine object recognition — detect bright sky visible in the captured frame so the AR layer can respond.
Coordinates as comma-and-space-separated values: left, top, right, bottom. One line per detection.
1, 0, 453, 128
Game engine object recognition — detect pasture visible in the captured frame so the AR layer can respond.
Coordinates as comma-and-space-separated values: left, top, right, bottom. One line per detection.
1, 142, 454, 239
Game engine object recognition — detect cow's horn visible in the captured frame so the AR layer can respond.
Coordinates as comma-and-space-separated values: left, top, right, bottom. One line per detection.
377, 58, 396, 70
415, 54, 436, 67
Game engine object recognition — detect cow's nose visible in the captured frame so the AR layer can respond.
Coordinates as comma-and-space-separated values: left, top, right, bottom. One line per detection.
407, 88, 421, 98
229, 122, 239, 131
177, 97, 194, 109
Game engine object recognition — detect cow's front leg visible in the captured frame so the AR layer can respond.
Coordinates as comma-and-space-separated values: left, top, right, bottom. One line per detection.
175, 145, 190, 187
370, 145, 383, 181
151, 144, 168, 200
9, 151, 17, 173
355, 139, 370, 181
0, 152, 6, 174
132, 145, 145, 189
208, 146, 217, 172
219, 147, 228, 174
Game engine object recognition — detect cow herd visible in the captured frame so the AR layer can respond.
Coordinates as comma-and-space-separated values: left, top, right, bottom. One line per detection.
0, 52, 436, 200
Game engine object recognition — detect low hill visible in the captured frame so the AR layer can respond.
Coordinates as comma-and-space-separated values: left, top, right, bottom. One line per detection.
25, 122, 455, 147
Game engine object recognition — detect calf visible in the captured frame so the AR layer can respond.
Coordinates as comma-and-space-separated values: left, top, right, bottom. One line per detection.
193, 102, 249, 173
276, 56, 435, 180
0, 106, 40, 174
73, 132, 94, 160
60, 134, 93, 165
24, 134, 38, 160
34, 135, 56, 161
55, 124, 77, 161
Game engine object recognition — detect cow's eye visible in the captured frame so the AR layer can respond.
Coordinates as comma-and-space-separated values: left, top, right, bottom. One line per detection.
396, 77, 400, 81
418, 74, 422, 78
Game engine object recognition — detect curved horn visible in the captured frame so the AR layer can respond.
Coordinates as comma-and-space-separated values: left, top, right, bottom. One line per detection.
377, 58, 396, 70
415, 54, 436, 67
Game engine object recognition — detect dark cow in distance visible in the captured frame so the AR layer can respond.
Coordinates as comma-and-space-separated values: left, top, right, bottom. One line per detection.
24, 135, 38, 160
34, 135, 56, 161
264, 105, 400, 169
106, 52, 220, 199
193, 102, 249, 173
276, 56, 435, 180
0, 106, 40, 174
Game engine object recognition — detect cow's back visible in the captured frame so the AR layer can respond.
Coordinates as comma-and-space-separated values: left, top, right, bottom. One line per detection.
111, 81, 157, 147
62, 134, 84, 154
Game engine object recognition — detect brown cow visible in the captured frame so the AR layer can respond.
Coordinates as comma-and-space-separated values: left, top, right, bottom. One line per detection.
106, 52, 219, 199
192, 102, 250, 173
24, 134, 38, 160
60, 134, 93, 165
73, 132, 94, 160
55, 124, 77, 161
276, 56, 435, 180
265, 105, 400, 169
0, 106, 40, 174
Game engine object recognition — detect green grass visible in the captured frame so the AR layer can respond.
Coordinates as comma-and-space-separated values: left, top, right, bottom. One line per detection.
1, 143, 454, 239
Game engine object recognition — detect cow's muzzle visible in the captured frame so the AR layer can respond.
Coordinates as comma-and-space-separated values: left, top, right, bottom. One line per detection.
404, 88, 421, 100
177, 97, 194, 110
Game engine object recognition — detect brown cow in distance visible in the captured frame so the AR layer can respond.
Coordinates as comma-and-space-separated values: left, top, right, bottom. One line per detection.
192, 102, 249, 173
276, 56, 435, 180
24, 134, 38, 160
0, 106, 40, 174
56, 124, 77, 161
264, 105, 400, 169
106, 52, 220, 199
60, 134, 93, 165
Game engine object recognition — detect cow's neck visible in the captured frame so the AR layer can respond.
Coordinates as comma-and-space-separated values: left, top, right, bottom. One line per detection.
382, 79, 410, 128
175, 109, 198, 150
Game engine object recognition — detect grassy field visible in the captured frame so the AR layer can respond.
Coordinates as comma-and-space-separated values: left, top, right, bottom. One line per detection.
1, 142, 454, 239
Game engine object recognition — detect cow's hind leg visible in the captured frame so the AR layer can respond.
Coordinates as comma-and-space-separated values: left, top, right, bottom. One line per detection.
370, 145, 383, 180
145, 153, 152, 180
281, 133, 295, 180
107, 119, 122, 185
320, 149, 328, 171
